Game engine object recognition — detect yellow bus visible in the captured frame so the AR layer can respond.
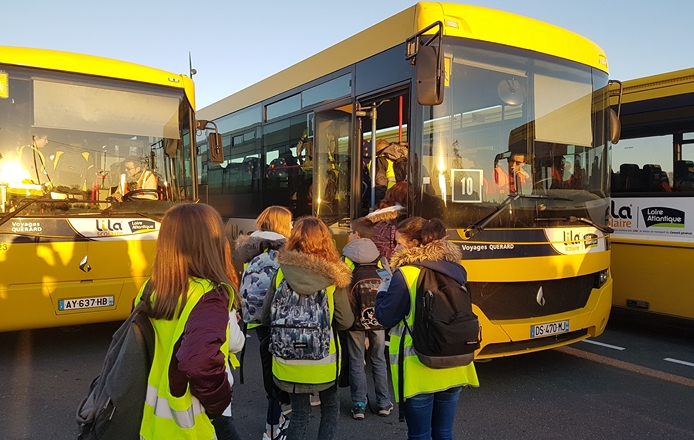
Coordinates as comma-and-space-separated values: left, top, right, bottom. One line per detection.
0, 47, 204, 331
197, 2, 615, 358
610, 68, 694, 320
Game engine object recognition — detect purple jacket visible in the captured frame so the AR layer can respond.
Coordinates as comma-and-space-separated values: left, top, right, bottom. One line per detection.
169, 288, 231, 416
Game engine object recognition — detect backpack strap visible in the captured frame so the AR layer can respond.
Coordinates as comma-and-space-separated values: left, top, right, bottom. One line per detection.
135, 280, 154, 314
398, 319, 410, 422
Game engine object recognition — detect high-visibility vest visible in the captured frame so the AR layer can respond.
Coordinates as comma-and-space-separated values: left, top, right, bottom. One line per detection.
120, 169, 157, 195
17, 145, 50, 185
270, 269, 340, 384
140, 278, 231, 440
368, 158, 396, 188
389, 266, 479, 402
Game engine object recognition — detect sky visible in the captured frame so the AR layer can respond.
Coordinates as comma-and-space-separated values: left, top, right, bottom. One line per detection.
3, 0, 693, 109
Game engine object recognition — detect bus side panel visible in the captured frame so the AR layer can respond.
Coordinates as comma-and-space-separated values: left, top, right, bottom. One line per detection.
612, 241, 694, 319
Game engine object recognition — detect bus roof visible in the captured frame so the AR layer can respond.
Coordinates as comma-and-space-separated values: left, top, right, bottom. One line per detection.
0, 46, 195, 108
199, 2, 607, 120
611, 67, 694, 105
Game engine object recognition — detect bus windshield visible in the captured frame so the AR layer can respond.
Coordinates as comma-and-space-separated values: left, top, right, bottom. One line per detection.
0, 65, 194, 217
420, 40, 610, 229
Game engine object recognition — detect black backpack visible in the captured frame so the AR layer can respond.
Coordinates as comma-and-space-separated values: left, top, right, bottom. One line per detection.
399, 266, 480, 368
397, 266, 480, 421
76, 283, 155, 440
345, 258, 385, 331
392, 156, 408, 183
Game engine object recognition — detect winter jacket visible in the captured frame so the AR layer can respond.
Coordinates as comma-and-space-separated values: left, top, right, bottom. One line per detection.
235, 230, 286, 264
261, 249, 354, 393
237, 231, 286, 325
375, 239, 465, 328
365, 204, 406, 260
168, 286, 232, 416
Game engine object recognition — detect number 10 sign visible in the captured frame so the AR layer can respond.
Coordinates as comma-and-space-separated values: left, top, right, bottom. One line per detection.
451, 169, 483, 203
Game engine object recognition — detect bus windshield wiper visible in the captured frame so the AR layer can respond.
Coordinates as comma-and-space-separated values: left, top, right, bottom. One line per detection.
463, 193, 572, 240
536, 216, 614, 234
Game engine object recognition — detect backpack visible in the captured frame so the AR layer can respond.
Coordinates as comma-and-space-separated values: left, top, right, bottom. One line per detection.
344, 257, 384, 331
76, 283, 154, 440
269, 272, 335, 361
392, 156, 408, 183
371, 222, 397, 260
403, 266, 480, 368
240, 249, 280, 324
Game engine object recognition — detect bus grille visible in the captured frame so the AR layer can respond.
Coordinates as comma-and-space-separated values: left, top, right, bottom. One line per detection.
477, 329, 589, 356
469, 274, 595, 320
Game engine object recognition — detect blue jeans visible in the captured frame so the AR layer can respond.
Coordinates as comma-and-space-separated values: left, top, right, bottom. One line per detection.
404, 387, 462, 440
347, 330, 391, 408
286, 385, 339, 440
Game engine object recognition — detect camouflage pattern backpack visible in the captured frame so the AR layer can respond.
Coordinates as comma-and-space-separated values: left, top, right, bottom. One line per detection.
240, 249, 280, 324
269, 271, 335, 360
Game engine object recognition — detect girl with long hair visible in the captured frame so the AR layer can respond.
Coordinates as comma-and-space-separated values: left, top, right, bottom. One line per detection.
138, 203, 236, 440
261, 216, 354, 440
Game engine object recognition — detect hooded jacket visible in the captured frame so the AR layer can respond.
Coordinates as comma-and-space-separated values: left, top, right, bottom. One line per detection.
261, 249, 354, 393
341, 237, 388, 267
235, 230, 286, 264
365, 204, 405, 225
366, 204, 406, 260
375, 239, 466, 328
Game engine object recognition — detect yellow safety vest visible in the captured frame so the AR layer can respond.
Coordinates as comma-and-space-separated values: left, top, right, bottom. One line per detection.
17, 145, 51, 187
368, 158, 396, 188
270, 269, 340, 384
389, 266, 479, 402
140, 278, 232, 440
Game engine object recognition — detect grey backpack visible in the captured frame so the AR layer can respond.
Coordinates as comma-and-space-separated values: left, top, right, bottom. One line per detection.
76, 283, 154, 440
269, 272, 334, 361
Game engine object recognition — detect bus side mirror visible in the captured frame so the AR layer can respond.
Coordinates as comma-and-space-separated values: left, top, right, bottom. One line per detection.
416, 45, 444, 106
209, 133, 224, 163
609, 108, 621, 145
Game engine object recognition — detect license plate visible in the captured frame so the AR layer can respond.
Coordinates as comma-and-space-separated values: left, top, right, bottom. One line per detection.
58, 296, 114, 311
530, 320, 569, 338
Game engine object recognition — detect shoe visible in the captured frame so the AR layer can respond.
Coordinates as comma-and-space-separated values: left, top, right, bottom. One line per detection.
278, 416, 290, 434
351, 404, 366, 420
262, 429, 287, 440
378, 403, 394, 417
309, 393, 321, 406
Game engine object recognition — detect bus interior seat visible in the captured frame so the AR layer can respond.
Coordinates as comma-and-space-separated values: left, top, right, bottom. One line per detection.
619, 163, 642, 191
642, 164, 670, 192
674, 160, 694, 190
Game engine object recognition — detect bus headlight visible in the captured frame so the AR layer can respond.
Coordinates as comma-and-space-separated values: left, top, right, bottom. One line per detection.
594, 269, 609, 289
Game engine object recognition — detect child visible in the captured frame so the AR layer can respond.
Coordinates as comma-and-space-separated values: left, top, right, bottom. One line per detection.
341, 217, 393, 419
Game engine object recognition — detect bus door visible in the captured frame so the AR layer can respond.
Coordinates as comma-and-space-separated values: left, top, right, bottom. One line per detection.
357, 90, 410, 215
313, 102, 352, 228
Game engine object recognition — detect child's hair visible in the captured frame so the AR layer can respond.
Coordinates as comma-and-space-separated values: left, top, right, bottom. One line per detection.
396, 217, 447, 246
378, 181, 408, 209
256, 205, 293, 238
286, 216, 340, 262
350, 217, 374, 239
150, 203, 232, 320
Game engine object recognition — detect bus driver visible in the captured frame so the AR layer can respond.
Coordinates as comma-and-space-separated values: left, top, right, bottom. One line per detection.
112, 156, 158, 201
